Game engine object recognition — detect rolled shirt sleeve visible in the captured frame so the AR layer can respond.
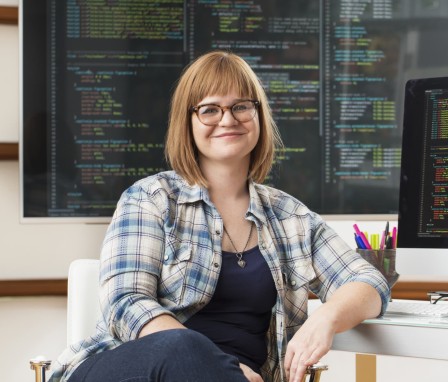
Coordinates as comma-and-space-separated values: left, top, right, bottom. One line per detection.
99, 184, 176, 342
309, 217, 391, 315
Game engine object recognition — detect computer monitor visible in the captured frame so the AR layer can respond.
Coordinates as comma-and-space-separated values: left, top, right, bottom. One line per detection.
397, 77, 448, 277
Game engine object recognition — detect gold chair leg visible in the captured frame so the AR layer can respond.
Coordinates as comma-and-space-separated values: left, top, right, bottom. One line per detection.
302, 364, 329, 382
30, 358, 51, 382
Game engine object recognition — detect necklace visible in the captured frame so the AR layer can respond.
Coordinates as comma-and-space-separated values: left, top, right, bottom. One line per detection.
223, 222, 254, 268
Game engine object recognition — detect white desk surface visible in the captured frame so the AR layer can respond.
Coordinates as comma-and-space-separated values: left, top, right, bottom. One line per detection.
308, 299, 448, 361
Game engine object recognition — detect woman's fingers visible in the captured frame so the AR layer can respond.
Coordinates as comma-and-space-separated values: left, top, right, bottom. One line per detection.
284, 322, 333, 382
287, 351, 314, 382
239, 362, 264, 382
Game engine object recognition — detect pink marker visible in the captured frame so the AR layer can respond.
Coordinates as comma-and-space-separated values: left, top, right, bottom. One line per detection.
379, 230, 386, 250
353, 224, 372, 249
391, 226, 397, 249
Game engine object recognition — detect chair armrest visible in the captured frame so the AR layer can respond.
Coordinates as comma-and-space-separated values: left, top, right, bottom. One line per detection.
30, 356, 51, 382
304, 363, 328, 382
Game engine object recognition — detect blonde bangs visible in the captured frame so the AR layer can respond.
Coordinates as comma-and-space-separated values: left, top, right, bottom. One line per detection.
188, 54, 258, 105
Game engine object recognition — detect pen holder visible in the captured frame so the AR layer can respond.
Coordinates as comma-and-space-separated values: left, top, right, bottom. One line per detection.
356, 249, 399, 290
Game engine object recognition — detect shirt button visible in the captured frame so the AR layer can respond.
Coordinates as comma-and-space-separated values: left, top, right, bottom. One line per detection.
164, 255, 169, 261
291, 280, 296, 286
215, 229, 221, 235
214, 262, 219, 268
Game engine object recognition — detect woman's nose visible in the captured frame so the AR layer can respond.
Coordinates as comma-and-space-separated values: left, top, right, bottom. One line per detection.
219, 109, 237, 125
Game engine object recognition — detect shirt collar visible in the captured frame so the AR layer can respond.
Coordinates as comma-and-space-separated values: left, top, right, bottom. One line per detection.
247, 180, 269, 226
177, 181, 208, 204
176, 177, 269, 226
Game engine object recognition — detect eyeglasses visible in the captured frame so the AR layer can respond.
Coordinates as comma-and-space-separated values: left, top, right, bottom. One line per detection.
190, 100, 260, 126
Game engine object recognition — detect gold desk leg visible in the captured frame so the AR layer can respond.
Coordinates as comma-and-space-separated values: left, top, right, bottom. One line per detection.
356, 354, 376, 382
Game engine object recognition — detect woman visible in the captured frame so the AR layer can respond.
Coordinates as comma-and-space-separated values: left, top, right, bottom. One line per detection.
49, 51, 390, 382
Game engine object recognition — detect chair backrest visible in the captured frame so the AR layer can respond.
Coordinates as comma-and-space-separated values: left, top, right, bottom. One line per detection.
67, 259, 101, 345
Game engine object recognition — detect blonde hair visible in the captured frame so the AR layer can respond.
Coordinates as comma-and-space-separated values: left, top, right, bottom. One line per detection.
165, 50, 283, 187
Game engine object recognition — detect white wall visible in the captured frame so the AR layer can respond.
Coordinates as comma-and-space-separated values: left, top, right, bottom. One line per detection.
0, 296, 66, 382
0, 0, 18, 7
0, 24, 18, 142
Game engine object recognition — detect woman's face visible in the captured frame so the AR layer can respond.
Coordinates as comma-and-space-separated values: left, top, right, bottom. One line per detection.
191, 92, 260, 168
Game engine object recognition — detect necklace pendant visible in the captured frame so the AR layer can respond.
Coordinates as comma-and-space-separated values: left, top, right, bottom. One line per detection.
237, 259, 246, 268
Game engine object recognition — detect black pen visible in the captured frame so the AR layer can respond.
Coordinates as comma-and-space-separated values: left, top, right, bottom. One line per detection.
384, 221, 389, 248
385, 236, 393, 249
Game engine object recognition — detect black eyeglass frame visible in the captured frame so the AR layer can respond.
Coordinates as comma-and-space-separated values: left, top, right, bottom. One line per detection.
189, 99, 260, 125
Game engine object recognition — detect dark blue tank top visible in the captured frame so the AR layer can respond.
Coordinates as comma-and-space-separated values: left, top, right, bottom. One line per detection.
185, 246, 277, 374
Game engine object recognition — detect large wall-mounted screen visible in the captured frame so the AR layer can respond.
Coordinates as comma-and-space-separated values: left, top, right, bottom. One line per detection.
21, 0, 448, 221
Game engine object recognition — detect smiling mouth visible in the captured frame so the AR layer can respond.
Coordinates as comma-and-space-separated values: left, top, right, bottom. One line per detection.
214, 132, 244, 138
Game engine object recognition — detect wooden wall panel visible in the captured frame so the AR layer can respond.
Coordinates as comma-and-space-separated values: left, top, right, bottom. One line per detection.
0, 143, 18, 160
0, 279, 67, 296
1, 278, 446, 298
0, 6, 18, 25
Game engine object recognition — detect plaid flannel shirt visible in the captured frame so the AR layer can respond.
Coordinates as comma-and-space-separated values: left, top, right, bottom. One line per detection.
49, 171, 390, 382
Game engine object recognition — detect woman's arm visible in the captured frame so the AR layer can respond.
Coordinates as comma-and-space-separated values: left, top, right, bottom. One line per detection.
283, 216, 389, 382
284, 281, 381, 382
100, 184, 177, 342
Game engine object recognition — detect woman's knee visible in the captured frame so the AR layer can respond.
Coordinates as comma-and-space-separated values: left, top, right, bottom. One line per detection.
146, 329, 245, 381
148, 328, 216, 355
69, 329, 245, 382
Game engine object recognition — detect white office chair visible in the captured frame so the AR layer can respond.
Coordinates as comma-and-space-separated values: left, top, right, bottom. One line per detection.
66, 259, 102, 345
30, 259, 101, 382
30, 259, 328, 382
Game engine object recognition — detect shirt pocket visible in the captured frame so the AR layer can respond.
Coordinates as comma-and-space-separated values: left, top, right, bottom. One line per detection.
159, 241, 192, 305
278, 247, 315, 289
281, 262, 316, 339
281, 262, 315, 292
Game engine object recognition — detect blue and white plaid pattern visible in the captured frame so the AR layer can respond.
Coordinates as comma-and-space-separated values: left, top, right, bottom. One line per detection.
49, 171, 390, 382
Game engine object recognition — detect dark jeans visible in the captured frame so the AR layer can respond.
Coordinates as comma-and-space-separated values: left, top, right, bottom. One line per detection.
68, 329, 249, 382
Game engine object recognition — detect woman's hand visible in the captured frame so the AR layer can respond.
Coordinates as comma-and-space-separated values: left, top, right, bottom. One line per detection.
284, 282, 382, 382
284, 310, 335, 382
240, 363, 264, 382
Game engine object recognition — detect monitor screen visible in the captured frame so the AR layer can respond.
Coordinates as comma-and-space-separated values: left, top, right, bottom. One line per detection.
20, 0, 448, 221
398, 77, 448, 248
396, 77, 448, 277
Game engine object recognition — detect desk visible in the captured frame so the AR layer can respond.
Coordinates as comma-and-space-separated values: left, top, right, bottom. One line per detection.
332, 317, 448, 360
309, 300, 448, 361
